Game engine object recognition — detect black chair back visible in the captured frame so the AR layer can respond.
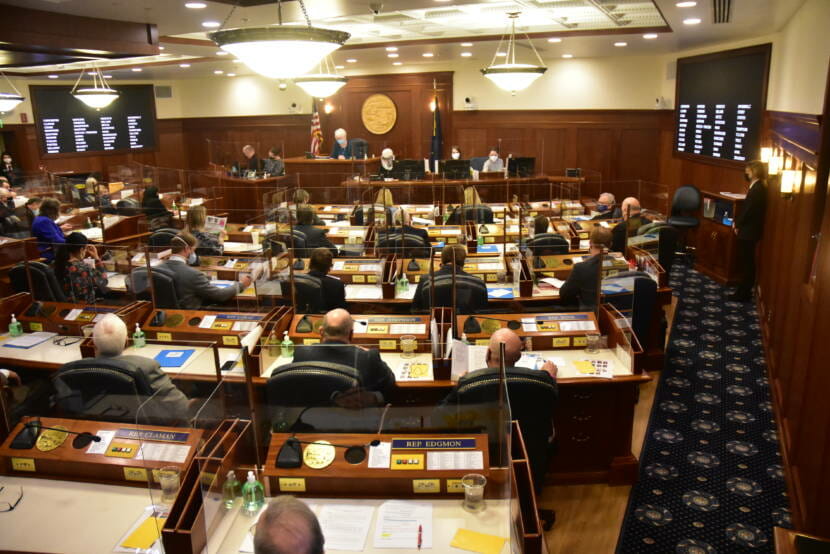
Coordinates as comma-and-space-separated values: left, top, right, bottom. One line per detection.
281, 229, 309, 258
631, 276, 658, 351
448, 204, 493, 225
10, 261, 67, 302
657, 225, 678, 274
148, 228, 179, 248
129, 266, 179, 308
469, 156, 487, 172
376, 232, 430, 259
292, 273, 324, 313
266, 361, 361, 407
418, 273, 487, 314
349, 138, 369, 159
526, 233, 570, 256
671, 185, 702, 214
115, 198, 140, 216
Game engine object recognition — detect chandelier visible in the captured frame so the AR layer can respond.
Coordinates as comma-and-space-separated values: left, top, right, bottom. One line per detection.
293, 56, 347, 98
481, 12, 547, 95
71, 65, 119, 109
209, 0, 350, 80
0, 73, 25, 114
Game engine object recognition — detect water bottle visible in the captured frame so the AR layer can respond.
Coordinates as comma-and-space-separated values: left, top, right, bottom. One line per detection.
280, 331, 294, 358
222, 470, 240, 510
241, 471, 265, 516
133, 323, 146, 348
8, 314, 22, 337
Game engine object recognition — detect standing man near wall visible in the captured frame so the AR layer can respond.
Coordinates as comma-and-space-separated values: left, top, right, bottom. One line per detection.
731, 160, 767, 302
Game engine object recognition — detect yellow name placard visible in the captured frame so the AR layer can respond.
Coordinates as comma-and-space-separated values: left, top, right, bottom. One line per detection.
11, 457, 35, 472
366, 324, 389, 335
485, 274, 496, 282
475, 339, 489, 346
279, 478, 307, 492
379, 339, 397, 350
156, 332, 172, 341
391, 453, 424, 470
412, 479, 440, 493
573, 336, 587, 347
447, 237, 458, 244
124, 467, 149, 482
352, 274, 365, 283
29, 322, 43, 332
553, 337, 571, 348
223, 335, 239, 346
303, 338, 320, 345
538, 322, 559, 332
446, 479, 464, 493
367, 275, 378, 284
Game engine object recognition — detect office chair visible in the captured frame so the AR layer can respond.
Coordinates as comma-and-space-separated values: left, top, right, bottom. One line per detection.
657, 225, 678, 275
291, 273, 325, 313
631, 276, 658, 352
376, 232, 431, 259
415, 273, 488, 314
130, 266, 180, 308
52, 358, 164, 424
280, 229, 309, 258
349, 138, 369, 159
525, 233, 570, 256
148, 228, 180, 248
667, 185, 701, 263
447, 204, 494, 225
10, 261, 67, 302
115, 198, 140, 216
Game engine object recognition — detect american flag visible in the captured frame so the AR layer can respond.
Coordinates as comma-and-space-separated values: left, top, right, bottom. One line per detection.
310, 100, 323, 156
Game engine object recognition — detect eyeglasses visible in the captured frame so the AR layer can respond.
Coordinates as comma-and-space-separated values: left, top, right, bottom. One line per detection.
0, 485, 23, 512
53, 337, 82, 346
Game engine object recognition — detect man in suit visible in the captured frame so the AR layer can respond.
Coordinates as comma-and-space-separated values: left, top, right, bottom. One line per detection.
242, 144, 261, 171
731, 160, 768, 301
559, 226, 613, 310
304, 247, 347, 311
296, 205, 337, 257
592, 192, 622, 220
11, 197, 39, 231
161, 232, 252, 309
330, 128, 352, 160
413, 244, 488, 313
292, 308, 396, 400
611, 197, 651, 252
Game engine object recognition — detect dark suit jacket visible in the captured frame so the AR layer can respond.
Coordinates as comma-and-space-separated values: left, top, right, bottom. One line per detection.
295, 224, 337, 256
387, 225, 430, 245
591, 206, 622, 220
160, 258, 241, 309
559, 253, 606, 310
114, 354, 190, 421
611, 215, 651, 252
736, 180, 767, 241
292, 341, 396, 398
13, 206, 35, 231
244, 155, 261, 171
308, 269, 347, 311
330, 142, 353, 159
413, 264, 488, 312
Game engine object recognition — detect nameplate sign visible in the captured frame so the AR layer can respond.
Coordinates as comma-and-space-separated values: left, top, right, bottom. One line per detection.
392, 438, 476, 450
115, 429, 190, 443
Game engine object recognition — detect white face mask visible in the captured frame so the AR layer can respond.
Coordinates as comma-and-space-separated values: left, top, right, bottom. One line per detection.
187, 252, 198, 265
489, 155, 498, 163
337, 139, 347, 147
451, 152, 460, 160
2, 158, 10, 164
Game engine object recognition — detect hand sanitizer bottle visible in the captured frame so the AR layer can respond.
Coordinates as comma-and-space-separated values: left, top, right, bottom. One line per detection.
241, 471, 265, 516
133, 323, 146, 348
222, 470, 241, 510
8, 314, 22, 337
280, 331, 294, 358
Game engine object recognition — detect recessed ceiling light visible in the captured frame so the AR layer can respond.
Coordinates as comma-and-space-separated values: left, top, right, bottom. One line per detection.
614, 41, 627, 47
676, 1, 697, 6
461, 42, 473, 47
392, 62, 402, 66
460, 52, 472, 57
179, 63, 191, 68
643, 33, 658, 39
216, 51, 229, 56
201, 20, 220, 28
388, 53, 399, 58
131, 67, 142, 72
48, 74, 59, 79
346, 58, 357, 63
562, 53, 573, 58
103, 75, 113, 79
683, 17, 702, 25
227, 73, 236, 77
185, 2, 207, 8
547, 37, 562, 43
385, 46, 398, 52
422, 52, 434, 57
335, 65, 345, 69
214, 69, 224, 74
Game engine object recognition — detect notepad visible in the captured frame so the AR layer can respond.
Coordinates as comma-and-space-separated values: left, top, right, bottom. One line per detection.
2, 332, 57, 349
450, 528, 507, 554
154, 349, 195, 368
120, 516, 166, 550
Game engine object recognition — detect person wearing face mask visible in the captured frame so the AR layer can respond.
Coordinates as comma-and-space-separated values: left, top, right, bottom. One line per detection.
330, 128, 352, 160
378, 148, 395, 178
0, 152, 21, 187
14, 197, 41, 231
731, 160, 767, 302
481, 149, 504, 172
54, 232, 109, 303
591, 192, 622, 220
450, 146, 462, 160
160, 232, 253, 309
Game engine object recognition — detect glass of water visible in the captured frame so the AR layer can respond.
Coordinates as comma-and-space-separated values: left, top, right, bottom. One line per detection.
157, 466, 181, 506
461, 473, 487, 512
400, 335, 417, 358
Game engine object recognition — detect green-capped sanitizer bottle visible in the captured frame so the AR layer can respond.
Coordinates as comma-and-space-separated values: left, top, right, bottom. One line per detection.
280, 331, 294, 358
241, 471, 265, 516
133, 323, 146, 348
8, 314, 22, 337
222, 470, 241, 510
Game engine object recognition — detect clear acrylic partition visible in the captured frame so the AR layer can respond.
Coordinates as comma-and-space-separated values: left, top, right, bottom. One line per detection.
585, 179, 670, 218
206, 139, 286, 171
192, 337, 514, 553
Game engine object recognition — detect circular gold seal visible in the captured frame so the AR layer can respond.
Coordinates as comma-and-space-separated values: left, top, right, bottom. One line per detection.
361, 94, 397, 135
36, 426, 69, 452
302, 440, 336, 469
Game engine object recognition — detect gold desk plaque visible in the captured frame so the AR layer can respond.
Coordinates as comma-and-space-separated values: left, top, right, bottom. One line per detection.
303, 440, 336, 469
36, 426, 68, 452
361, 94, 397, 135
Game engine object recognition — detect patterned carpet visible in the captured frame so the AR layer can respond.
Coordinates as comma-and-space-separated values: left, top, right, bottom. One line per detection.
616, 264, 791, 553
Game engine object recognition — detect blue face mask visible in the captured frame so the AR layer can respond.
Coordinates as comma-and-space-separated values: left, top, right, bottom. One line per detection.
187, 252, 198, 265
337, 139, 347, 147
597, 204, 609, 212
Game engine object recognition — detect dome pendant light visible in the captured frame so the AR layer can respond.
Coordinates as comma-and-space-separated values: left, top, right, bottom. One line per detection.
0, 73, 25, 114
71, 65, 119, 109
293, 55, 347, 99
481, 12, 547, 95
209, 0, 350, 80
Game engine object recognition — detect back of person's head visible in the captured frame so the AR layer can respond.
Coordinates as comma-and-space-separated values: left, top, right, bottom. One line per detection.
441, 244, 467, 266
93, 313, 128, 358
54, 232, 89, 280
26, 197, 41, 208
143, 186, 159, 202
321, 308, 353, 342
97, 183, 110, 195
269, 146, 282, 158
590, 226, 612, 250
746, 160, 767, 182
243, 144, 255, 155
186, 205, 207, 231
254, 496, 324, 554
296, 205, 315, 225
308, 247, 333, 274
171, 231, 197, 254
533, 215, 550, 235
375, 187, 394, 206
85, 177, 98, 189
621, 197, 641, 218
463, 186, 481, 205
486, 328, 523, 368
393, 208, 410, 226
293, 189, 311, 204
39, 197, 61, 220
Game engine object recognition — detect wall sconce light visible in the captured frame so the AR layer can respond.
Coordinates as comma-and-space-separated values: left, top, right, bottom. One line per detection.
760, 147, 772, 163
324, 102, 334, 114
429, 100, 436, 112
780, 169, 797, 199
768, 155, 782, 176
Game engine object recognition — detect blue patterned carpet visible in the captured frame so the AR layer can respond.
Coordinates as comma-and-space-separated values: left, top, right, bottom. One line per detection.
616, 264, 791, 553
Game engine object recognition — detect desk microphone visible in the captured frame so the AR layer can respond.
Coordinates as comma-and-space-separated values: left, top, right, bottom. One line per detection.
277, 436, 381, 468
11, 419, 102, 450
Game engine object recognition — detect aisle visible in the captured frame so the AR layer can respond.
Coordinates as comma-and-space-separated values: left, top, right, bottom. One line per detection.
615, 265, 791, 553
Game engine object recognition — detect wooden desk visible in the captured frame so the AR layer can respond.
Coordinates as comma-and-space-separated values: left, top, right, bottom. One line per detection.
187, 172, 289, 222
774, 527, 830, 554
531, 252, 629, 280
695, 190, 744, 283
284, 157, 381, 191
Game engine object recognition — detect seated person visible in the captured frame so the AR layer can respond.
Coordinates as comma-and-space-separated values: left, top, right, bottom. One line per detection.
72, 314, 190, 421
330, 128, 352, 159
450, 145, 462, 160
304, 247, 347, 311
481, 149, 504, 172
79, 177, 99, 207
0, 188, 18, 236
242, 144, 261, 171
413, 244, 488, 312
13, 196, 41, 232
54, 232, 109, 303
388, 208, 430, 245
263, 146, 285, 176
32, 197, 70, 261
295, 205, 337, 257
141, 186, 172, 231
611, 196, 651, 252
378, 148, 395, 178
523, 215, 568, 255
0, 177, 16, 209
269, 189, 324, 225
186, 205, 224, 256
254, 496, 324, 554
97, 183, 115, 214
292, 308, 396, 399
592, 192, 622, 220
447, 186, 493, 224
160, 232, 252, 309
559, 226, 613, 311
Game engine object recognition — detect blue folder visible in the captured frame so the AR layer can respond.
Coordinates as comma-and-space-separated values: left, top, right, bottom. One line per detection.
154, 349, 195, 368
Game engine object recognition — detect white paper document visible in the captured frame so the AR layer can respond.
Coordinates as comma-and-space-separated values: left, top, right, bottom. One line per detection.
540, 277, 565, 289
559, 321, 596, 332
427, 451, 484, 471
345, 285, 383, 300
521, 317, 538, 332
319, 504, 375, 551
232, 321, 258, 332
395, 287, 417, 300
86, 430, 116, 454
368, 441, 392, 469
2, 332, 57, 349
389, 324, 426, 335
199, 315, 216, 329
451, 341, 488, 380
516, 352, 542, 370
332, 261, 346, 270
64, 308, 83, 321
136, 443, 191, 464
373, 501, 433, 549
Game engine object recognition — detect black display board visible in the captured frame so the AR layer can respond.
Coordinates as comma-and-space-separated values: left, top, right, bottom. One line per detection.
674, 44, 771, 165
31, 85, 157, 156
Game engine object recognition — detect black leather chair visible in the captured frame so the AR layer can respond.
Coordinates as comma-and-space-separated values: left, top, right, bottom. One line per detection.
266, 361, 360, 408
376, 232, 430, 259
657, 225, 678, 275
10, 261, 67, 302
52, 358, 161, 424
631, 276, 658, 352
148, 228, 180, 248
291, 273, 325, 313
349, 138, 369, 159
469, 156, 487, 172
115, 198, 141, 216
281, 229, 309, 258
130, 266, 180, 308
416, 273, 488, 314
525, 233, 570, 256
447, 204, 494, 225
667, 185, 701, 262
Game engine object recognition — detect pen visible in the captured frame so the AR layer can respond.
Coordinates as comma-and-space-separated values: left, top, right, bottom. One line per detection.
417, 524, 422, 550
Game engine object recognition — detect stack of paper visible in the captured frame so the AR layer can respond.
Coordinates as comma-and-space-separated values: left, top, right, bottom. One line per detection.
373, 501, 432, 549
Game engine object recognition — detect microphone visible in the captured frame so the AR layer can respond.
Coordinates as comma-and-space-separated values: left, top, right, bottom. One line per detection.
14, 420, 102, 449
277, 436, 381, 468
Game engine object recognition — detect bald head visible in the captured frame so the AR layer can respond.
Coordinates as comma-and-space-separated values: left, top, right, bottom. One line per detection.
254, 496, 324, 554
486, 328, 523, 369
243, 145, 255, 158
621, 197, 641, 219
93, 313, 128, 357
321, 308, 353, 342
